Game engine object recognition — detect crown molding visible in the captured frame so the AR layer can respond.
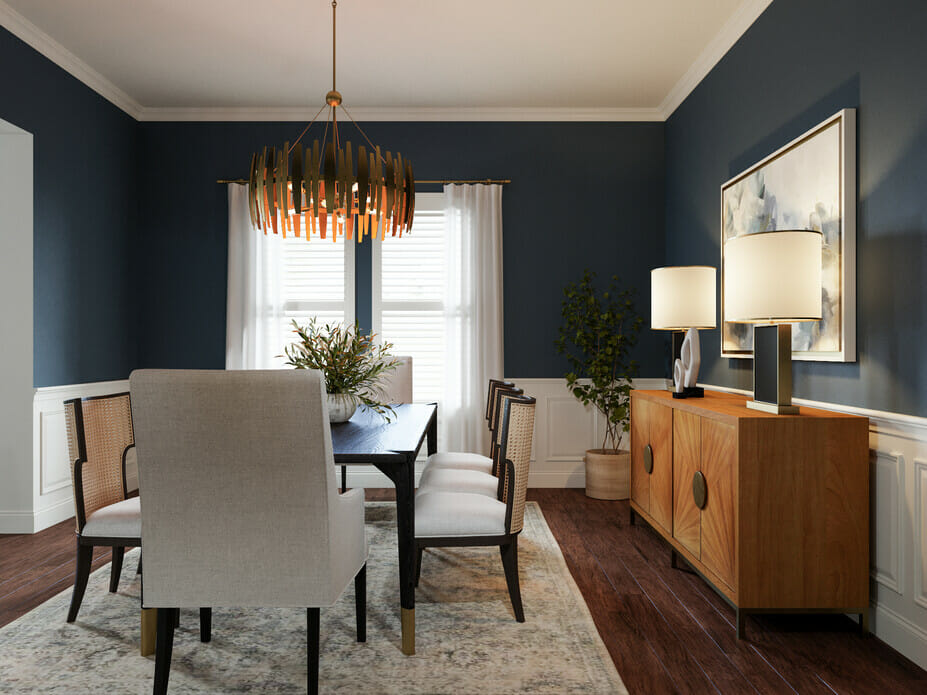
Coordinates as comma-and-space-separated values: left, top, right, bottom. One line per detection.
658, 0, 773, 120
2, 0, 769, 124
137, 105, 665, 123
0, 1, 142, 119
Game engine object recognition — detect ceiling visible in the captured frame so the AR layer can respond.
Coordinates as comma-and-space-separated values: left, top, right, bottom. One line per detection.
0, 0, 772, 120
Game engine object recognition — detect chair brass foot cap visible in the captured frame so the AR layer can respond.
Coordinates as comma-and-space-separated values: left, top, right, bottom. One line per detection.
401, 607, 415, 655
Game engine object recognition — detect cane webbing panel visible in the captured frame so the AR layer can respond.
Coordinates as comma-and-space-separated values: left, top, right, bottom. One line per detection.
74, 395, 134, 532
501, 399, 536, 535
492, 389, 523, 475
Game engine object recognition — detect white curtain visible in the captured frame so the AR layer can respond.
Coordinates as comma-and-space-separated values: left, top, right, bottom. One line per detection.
442, 184, 504, 455
225, 184, 285, 369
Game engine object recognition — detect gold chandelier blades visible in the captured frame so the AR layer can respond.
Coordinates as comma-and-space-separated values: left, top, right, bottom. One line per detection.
246, 0, 414, 242
247, 139, 414, 242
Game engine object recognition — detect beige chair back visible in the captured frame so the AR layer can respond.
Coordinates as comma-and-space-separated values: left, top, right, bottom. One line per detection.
64, 393, 134, 533
499, 396, 537, 535
130, 369, 366, 608
378, 355, 413, 403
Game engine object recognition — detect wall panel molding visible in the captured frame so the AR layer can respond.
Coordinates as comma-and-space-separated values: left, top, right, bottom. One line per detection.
870, 451, 905, 595
915, 458, 927, 610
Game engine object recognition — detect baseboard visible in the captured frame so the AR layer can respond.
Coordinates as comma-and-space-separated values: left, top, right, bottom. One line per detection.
32, 497, 75, 534
0, 510, 36, 534
871, 602, 927, 669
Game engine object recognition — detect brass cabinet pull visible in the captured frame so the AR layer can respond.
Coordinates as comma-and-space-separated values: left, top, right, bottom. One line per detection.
644, 444, 654, 474
692, 471, 707, 509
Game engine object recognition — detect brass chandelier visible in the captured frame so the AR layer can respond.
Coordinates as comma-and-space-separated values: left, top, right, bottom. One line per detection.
247, 0, 414, 242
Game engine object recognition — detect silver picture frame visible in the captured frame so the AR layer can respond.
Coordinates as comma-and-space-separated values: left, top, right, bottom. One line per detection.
720, 108, 857, 362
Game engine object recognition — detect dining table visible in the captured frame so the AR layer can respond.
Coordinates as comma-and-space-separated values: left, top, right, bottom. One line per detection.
139, 401, 437, 658
331, 402, 437, 656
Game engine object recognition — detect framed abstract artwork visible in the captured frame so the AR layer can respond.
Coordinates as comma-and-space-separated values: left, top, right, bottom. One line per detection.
720, 108, 857, 362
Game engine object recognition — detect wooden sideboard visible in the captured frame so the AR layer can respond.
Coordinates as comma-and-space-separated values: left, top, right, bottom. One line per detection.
629, 389, 870, 638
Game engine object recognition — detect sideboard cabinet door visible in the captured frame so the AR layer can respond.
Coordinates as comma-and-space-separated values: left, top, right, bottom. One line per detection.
630, 398, 651, 513
699, 418, 737, 590
649, 403, 674, 533
673, 409, 701, 557
631, 398, 673, 532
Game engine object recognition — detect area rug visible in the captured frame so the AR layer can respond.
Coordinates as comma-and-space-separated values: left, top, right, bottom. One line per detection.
0, 502, 626, 694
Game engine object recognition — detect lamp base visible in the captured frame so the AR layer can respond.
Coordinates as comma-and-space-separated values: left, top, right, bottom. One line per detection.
746, 400, 800, 415
673, 386, 704, 399
751, 324, 800, 415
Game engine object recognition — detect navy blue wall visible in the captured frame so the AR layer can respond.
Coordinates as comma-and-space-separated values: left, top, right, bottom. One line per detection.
137, 121, 665, 377
0, 28, 138, 388
666, 0, 927, 417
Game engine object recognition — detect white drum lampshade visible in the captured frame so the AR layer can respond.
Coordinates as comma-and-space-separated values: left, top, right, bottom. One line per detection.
650, 266, 716, 399
651, 266, 717, 330
724, 230, 823, 323
723, 230, 823, 414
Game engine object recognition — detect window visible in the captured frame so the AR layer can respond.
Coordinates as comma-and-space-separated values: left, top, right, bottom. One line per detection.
262, 232, 355, 368
372, 192, 446, 404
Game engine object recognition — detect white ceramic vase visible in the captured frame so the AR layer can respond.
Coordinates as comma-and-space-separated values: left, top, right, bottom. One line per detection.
327, 392, 358, 423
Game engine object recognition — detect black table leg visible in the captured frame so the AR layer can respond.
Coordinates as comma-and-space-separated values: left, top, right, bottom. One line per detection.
373, 456, 417, 655
395, 455, 416, 655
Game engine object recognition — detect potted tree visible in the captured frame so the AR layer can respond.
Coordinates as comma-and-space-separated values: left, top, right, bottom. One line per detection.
282, 318, 402, 422
555, 269, 644, 499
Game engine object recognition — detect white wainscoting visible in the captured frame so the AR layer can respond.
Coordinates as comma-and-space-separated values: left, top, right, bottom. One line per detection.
26, 380, 133, 534
703, 382, 927, 670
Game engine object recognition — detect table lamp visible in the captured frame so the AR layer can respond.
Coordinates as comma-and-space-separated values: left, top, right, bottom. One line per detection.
651, 266, 716, 398
724, 230, 823, 414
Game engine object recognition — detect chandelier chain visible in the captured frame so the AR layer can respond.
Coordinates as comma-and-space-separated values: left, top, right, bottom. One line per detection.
287, 103, 328, 155
332, 0, 337, 93
340, 104, 388, 166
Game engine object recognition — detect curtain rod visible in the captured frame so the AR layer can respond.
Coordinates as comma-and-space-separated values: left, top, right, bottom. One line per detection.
216, 178, 511, 185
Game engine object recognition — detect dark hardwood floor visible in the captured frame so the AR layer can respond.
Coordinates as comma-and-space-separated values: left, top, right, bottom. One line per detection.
2, 488, 924, 693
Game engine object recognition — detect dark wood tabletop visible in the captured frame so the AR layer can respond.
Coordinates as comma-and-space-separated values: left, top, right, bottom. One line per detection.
331, 403, 437, 464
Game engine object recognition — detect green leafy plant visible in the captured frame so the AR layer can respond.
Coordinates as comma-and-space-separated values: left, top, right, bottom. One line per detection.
282, 318, 402, 419
555, 269, 644, 452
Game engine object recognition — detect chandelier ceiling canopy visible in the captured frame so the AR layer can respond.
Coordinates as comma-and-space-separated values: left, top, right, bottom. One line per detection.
247, 1, 414, 242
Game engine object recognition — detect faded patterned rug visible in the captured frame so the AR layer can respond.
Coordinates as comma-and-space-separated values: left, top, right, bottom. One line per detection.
0, 502, 626, 694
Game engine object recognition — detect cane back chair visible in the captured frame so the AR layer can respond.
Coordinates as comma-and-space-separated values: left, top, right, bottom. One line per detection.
414, 394, 537, 621
63, 392, 141, 623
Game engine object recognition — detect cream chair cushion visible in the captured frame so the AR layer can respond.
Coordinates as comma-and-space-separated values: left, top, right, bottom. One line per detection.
423, 451, 493, 474
418, 468, 498, 497
415, 490, 507, 538
81, 497, 141, 539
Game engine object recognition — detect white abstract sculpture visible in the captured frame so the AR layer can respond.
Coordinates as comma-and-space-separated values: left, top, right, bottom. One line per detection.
673, 327, 701, 393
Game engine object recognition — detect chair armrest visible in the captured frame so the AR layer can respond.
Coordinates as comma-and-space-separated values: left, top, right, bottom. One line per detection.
502, 458, 516, 533
121, 443, 136, 499
73, 458, 88, 532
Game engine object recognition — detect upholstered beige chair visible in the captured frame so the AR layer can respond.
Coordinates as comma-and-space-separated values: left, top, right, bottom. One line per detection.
379, 354, 413, 404
130, 369, 368, 695
414, 394, 536, 622
421, 379, 515, 476
417, 386, 524, 497
63, 393, 141, 623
